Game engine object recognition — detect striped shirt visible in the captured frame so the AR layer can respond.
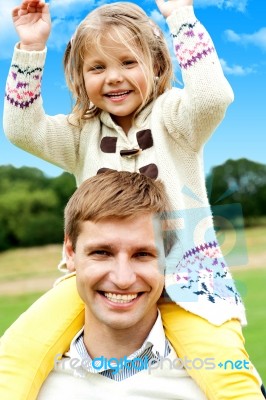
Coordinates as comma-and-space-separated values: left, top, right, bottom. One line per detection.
58, 311, 171, 382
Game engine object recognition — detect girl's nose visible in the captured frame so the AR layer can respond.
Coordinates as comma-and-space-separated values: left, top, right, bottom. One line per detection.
105, 67, 124, 84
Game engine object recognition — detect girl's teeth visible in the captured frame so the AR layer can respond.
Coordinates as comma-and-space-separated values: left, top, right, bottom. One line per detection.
107, 91, 129, 98
104, 292, 138, 303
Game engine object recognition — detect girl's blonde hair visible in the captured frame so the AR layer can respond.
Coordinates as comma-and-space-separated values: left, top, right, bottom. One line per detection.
64, 2, 173, 122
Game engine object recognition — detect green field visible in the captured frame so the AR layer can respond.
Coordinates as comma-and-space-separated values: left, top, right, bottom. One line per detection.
0, 227, 266, 384
0, 291, 43, 334
233, 268, 266, 383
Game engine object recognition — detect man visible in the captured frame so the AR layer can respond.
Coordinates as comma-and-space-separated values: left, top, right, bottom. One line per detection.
37, 170, 207, 399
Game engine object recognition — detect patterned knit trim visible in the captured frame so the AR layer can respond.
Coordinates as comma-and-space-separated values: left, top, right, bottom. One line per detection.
165, 241, 243, 306
10, 63, 43, 77
173, 20, 198, 37
5, 92, 41, 109
179, 47, 215, 69
5, 64, 42, 108
173, 29, 215, 69
183, 240, 219, 259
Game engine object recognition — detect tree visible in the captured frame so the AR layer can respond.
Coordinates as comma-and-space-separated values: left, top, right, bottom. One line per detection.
0, 166, 75, 250
206, 158, 266, 223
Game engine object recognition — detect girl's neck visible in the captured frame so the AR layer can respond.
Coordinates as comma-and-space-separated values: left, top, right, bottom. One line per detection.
111, 114, 133, 134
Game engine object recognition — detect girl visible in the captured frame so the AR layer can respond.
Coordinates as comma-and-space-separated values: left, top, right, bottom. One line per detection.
1, 0, 264, 399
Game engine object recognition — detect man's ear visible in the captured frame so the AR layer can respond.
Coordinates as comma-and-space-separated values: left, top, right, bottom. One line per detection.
64, 236, 76, 272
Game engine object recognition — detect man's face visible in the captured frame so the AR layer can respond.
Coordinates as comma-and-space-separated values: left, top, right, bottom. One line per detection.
65, 214, 165, 333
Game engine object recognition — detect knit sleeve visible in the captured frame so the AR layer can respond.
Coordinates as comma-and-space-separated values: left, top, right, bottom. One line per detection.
162, 6, 234, 151
3, 45, 82, 174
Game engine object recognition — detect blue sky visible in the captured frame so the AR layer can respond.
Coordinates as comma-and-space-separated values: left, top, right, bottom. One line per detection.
0, 0, 265, 178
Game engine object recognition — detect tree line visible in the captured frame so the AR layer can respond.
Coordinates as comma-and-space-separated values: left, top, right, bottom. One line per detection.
0, 158, 265, 251
206, 158, 266, 228
0, 165, 76, 251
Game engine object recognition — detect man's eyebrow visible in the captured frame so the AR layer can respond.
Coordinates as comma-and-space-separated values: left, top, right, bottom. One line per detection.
133, 245, 160, 255
83, 243, 114, 252
82, 243, 160, 255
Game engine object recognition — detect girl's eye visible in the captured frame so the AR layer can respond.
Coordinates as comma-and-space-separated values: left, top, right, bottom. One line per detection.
90, 65, 104, 72
122, 60, 137, 67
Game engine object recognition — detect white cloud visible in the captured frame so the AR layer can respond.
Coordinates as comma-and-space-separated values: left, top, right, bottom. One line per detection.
48, 0, 101, 48
149, 9, 165, 27
150, 8, 173, 49
49, 0, 96, 19
220, 58, 254, 76
225, 28, 266, 52
51, 0, 90, 5
149, 8, 171, 47
0, 0, 21, 59
0, 0, 88, 58
48, 17, 80, 49
149, 9, 181, 82
194, 0, 248, 12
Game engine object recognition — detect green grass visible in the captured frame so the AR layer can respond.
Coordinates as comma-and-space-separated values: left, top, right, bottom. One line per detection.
0, 292, 44, 334
0, 244, 61, 283
233, 268, 266, 383
217, 226, 266, 269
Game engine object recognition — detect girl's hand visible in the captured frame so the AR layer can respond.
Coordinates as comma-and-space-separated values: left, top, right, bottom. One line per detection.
155, 0, 193, 18
12, 0, 51, 51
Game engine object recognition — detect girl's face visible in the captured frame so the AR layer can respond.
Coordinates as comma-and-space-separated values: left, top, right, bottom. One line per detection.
82, 34, 149, 133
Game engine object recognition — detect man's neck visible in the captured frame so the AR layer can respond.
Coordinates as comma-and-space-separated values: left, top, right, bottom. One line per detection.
83, 312, 158, 360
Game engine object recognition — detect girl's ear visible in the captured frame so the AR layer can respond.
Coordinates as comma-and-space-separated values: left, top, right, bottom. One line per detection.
64, 236, 76, 272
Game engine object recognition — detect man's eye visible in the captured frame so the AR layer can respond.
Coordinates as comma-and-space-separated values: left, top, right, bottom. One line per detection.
91, 250, 109, 256
135, 252, 152, 258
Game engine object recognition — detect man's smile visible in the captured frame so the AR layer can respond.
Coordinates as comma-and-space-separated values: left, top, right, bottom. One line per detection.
102, 292, 139, 303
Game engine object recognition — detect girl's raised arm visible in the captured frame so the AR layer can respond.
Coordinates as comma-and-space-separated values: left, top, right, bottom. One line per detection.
154, 0, 233, 149
155, 0, 193, 18
12, 0, 51, 51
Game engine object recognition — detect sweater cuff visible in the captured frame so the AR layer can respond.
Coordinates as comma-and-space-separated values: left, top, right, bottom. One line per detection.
166, 6, 197, 33
12, 43, 47, 68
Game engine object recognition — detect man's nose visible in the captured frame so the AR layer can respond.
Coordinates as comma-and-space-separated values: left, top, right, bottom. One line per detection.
110, 257, 136, 289
105, 67, 124, 84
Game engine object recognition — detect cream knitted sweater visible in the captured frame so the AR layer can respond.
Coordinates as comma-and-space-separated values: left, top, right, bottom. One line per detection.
3, 6, 245, 325
38, 349, 207, 400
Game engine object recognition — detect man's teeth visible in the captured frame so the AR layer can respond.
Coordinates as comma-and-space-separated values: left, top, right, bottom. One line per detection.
104, 292, 138, 303
106, 91, 130, 98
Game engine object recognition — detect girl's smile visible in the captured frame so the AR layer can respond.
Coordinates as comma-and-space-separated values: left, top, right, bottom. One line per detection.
82, 34, 148, 133
104, 90, 133, 102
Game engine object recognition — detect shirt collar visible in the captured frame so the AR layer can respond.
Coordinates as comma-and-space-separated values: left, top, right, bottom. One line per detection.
68, 310, 166, 364
141, 310, 167, 358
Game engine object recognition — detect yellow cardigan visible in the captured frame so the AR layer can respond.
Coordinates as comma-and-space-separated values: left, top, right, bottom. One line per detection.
0, 274, 263, 400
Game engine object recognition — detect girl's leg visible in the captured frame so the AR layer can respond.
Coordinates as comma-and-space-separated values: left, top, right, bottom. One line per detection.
159, 301, 265, 400
0, 274, 84, 400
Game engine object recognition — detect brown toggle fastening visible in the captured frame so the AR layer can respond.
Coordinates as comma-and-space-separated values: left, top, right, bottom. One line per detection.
120, 148, 142, 157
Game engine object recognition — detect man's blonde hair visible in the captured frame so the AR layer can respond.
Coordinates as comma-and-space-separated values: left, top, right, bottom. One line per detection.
64, 2, 173, 122
64, 171, 174, 252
